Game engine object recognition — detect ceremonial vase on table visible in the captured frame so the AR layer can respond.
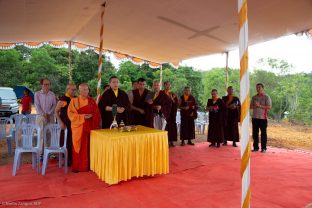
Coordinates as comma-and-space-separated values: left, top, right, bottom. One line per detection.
110, 104, 118, 129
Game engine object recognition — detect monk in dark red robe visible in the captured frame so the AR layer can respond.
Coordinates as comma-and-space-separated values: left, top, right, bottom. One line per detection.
55, 83, 77, 166
68, 83, 101, 172
148, 80, 171, 129
207, 89, 225, 148
129, 78, 151, 126
180, 87, 198, 146
98, 76, 129, 128
164, 81, 178, 147
222, 86, 241, 147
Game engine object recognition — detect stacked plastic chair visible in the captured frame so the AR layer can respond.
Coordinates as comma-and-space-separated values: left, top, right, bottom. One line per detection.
25, 114, 38, 125
9, 114, 26, 137
176, 111, 181, 135
0, 117, 13, 155
195, 112, 209, 135
12, 124, 41, 176
41, 124, 68, 175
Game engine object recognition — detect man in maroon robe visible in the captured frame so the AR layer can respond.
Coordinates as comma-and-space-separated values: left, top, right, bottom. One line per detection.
180, 86, 198, 146
98, 76, 130, 128
222, 86, 241, 147
55, 83, 76, 166
129, 78, 151, 126
164, 81, 179, 147
68, 83, 101, 172
148, 80, 171, 129
207, 89, 225, 148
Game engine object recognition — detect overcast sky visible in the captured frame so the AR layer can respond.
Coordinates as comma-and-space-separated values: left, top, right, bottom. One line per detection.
181, 34, 312, 73
109, 34, 312, 74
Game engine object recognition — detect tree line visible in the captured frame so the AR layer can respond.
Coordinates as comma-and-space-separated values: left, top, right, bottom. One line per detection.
0, 46, 311, 124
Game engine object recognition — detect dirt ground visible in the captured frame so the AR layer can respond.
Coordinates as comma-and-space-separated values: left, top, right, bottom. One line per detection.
1, 120, 312, 166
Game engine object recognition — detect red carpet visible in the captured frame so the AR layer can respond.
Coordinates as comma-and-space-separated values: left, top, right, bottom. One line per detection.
0, 143, 312, 208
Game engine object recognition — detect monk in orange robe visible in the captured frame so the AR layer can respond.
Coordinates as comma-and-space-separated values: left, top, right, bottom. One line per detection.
68, 83, 101, 172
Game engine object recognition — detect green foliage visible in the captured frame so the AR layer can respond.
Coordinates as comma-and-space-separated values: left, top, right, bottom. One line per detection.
0, 47, 311, 124
0, 49, 23, 87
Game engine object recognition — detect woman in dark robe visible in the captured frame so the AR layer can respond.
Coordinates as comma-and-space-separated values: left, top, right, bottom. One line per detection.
180, 86, 198, 146
222, 86, 241, 147
207, 89, 225, 148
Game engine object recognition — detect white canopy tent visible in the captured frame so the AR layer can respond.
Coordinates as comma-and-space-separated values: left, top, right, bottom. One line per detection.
1, 0, 312, 64
1, 1, 312, 207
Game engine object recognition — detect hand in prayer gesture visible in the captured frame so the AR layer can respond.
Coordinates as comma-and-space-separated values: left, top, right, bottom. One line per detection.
117, 107, 125, 113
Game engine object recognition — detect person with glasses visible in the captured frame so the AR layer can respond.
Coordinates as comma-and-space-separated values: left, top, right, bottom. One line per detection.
34, 78, 57, 159
250, 83, 272, 153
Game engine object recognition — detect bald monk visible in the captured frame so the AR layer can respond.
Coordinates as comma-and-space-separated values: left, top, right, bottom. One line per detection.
148, 80, 171, 129
68, 83, 101, 172
55, 83, 77, 166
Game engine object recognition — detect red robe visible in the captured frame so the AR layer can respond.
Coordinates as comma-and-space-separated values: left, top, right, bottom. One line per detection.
68, 96, 101, 172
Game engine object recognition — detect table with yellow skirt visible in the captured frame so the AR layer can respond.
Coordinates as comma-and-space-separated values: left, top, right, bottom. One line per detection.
90, 125, 169, 185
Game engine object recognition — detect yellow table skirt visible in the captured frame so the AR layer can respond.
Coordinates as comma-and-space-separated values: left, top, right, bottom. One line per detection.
90, 125, 169, 185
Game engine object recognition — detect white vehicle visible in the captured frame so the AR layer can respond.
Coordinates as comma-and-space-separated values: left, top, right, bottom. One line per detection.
0, 87, 19, 117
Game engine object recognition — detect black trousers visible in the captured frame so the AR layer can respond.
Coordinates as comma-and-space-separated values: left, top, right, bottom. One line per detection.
252, 118, 268, 150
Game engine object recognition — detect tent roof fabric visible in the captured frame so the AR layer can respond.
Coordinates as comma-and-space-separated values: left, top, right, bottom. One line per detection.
1, 0, 312, 63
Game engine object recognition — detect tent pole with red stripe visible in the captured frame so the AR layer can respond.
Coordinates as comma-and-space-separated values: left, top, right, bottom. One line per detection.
96, 2, 107, 103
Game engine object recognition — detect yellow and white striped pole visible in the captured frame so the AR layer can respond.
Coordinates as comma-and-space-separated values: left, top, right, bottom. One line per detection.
238, 0, 251, 208
96, 2, 106, 103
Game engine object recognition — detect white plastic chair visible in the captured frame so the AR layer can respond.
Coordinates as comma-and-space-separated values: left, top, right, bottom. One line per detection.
41, 124, 68, 175
26, 114, 38, 125
0, 117, 13, 155
12, 124, 41, 176
176, 111, 181, 135
195, 112, 208, 135
10, 114, 26, 143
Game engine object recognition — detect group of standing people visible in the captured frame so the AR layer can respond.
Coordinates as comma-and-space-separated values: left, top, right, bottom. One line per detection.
32, 76, 271, 174
34, 79, 100, 173
206, 83, 272, 153
98, 77, 195, 147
